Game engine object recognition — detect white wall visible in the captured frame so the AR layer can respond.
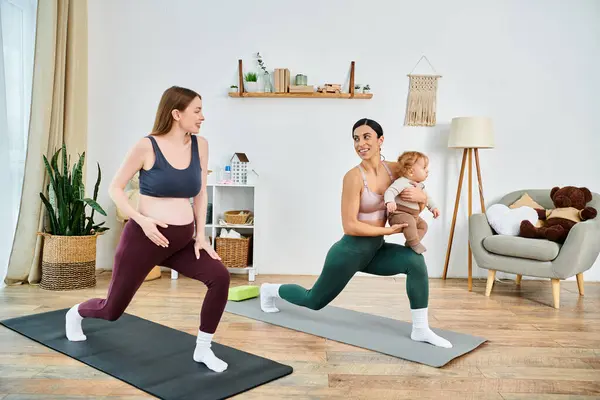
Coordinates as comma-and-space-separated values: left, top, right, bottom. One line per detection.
87, 0, 600, 281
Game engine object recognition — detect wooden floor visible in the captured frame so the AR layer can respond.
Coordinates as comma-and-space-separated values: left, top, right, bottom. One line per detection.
1, 271, 599, 399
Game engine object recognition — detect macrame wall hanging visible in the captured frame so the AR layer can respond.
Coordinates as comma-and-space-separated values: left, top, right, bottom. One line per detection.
404, 56, 442, 127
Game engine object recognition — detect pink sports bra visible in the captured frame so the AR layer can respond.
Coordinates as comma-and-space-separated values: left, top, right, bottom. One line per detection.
357, 163, 394, 221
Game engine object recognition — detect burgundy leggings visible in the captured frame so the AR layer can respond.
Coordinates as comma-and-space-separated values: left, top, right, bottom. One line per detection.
78, 219, 230, 334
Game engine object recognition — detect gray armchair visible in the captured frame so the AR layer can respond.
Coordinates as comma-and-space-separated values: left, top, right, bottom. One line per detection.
469, 189, 600, 308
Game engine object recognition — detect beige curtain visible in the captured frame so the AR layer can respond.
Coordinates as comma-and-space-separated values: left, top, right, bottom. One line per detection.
4, 0, 87, 285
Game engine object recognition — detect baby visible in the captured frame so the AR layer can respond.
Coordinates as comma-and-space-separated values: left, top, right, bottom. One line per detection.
384, 151, 440, 254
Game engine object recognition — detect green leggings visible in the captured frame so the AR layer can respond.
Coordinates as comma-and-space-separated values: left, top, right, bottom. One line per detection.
280, 235, 429, 310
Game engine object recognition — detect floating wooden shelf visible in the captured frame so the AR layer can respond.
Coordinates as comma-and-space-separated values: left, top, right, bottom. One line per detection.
228, 92, 372, 99
230, 59, 372, 100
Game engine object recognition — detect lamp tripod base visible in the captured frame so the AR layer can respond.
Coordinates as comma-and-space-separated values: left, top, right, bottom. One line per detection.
442, 148, 486, 291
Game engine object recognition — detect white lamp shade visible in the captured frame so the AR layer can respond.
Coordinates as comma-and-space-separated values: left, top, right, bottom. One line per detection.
448, 117, 494, 149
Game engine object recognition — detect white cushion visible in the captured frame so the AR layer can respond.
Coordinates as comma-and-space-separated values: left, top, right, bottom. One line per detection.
485, 203, 538, 236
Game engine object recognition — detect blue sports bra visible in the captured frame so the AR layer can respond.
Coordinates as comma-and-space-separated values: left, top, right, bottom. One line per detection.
139, 134, 202, 198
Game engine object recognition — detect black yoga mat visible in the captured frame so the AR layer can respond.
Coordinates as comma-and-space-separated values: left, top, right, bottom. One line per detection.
1, 309, 293, 400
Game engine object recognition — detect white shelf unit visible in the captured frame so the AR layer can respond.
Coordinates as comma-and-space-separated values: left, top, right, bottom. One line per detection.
170, 183, 257, 282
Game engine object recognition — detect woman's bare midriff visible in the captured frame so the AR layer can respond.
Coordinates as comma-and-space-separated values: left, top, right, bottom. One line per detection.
138, 195, 195, 226
362, 219, 387, 228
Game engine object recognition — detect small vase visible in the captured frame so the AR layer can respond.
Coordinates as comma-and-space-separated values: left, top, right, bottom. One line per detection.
262, 74, 272, 93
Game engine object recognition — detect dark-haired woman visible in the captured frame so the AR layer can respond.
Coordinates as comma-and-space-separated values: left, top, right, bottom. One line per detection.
260, 118, 452, 348
65, 86, 231, 371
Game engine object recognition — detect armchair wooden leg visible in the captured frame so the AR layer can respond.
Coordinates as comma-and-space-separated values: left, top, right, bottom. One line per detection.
576, 273, 584, 296
551, 279, 560, 309
485, 270, 496, 296
516, 275, 522, 285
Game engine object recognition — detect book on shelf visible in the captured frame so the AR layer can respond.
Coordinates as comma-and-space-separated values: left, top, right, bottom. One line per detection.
274, 68, 290, 93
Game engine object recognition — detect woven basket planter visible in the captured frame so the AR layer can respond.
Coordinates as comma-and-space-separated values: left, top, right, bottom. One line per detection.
38, 233, 98, 291
215, 236, 250, 268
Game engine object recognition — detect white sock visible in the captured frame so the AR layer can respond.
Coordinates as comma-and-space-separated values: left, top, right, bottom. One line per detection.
260, 283, 281, 313
193, 330, 228, 372
410, 308, 452, 348
65, 304, 86, 342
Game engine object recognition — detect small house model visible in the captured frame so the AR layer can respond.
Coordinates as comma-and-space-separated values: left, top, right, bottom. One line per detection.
230, 152, 249, 184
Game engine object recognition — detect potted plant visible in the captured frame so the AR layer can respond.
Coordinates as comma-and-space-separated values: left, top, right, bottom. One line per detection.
244, 72, 259, 92
38, 143, 109, 291
363, 84, 371, 94
354, 84, 361, 93
229, 85, 238, 93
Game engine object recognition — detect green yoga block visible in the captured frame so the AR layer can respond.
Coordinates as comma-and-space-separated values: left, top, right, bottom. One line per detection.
228, 285, 260, 301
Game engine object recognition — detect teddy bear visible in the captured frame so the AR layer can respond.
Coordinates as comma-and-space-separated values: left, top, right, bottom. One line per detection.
519, 186, 597, 243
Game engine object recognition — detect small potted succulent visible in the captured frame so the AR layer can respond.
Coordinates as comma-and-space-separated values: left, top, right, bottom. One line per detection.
362, 84, 371, 94
229, 85, 238, 93
244, 72, 259, 92
354, 84, 361, 93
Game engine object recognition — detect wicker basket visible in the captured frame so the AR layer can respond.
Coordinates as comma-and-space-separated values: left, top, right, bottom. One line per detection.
215, 236, 250, 268
224, 210, 252, 225
38, 233, 98, 290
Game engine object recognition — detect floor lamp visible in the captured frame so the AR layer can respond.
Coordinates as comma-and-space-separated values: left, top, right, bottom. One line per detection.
442, 117, 495, 291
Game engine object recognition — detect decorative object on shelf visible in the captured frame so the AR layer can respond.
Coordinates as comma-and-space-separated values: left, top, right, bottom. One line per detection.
317, 83, 342, 94
289, 85, 314, 93
219, 212, 254, 226
224, 210, 253, 225
261, 74, 272, 93
216, 235, 251, 268
218, 217, 254, 227
443, 116, 495, 291
38, 143, 109, 291
362, 84, 371, 94
229, 85, 238, 93
256, 52, 272, 93
218, 165, 232, 184
230, 59, 372, 99
230, 152, 250, 184
295, 74, 307, 85
404, 55, 442, 127
256, 52, 268, 72
244, 72, 259, 93
354, 84, 361, 93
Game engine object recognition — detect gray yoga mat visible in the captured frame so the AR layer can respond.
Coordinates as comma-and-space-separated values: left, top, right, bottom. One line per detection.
226, 298, 486, 367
